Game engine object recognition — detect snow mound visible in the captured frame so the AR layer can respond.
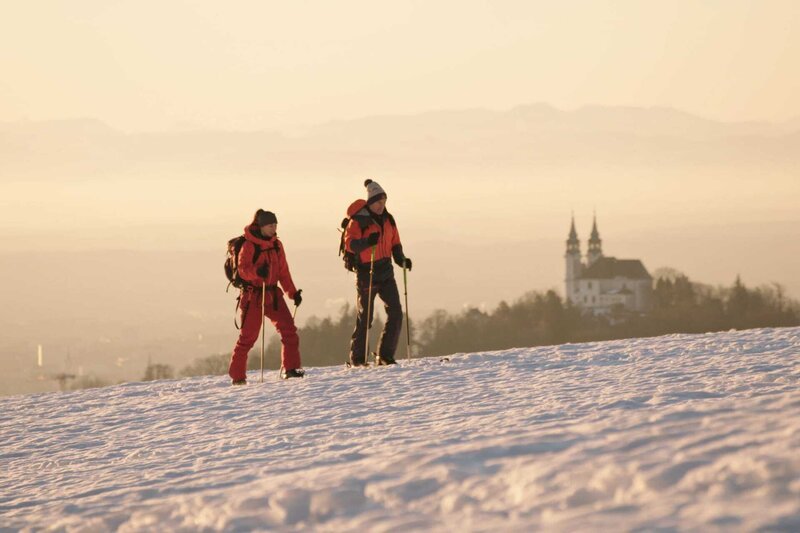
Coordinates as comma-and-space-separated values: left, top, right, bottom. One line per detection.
2, 327, 800, 531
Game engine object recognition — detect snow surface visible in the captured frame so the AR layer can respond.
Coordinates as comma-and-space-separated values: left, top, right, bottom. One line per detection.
2, 327, 800, 532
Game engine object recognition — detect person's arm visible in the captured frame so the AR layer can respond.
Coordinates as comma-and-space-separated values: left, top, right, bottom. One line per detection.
238, 241, 266, 283
390, 223, 411, 270
346, 220, 378, 254
277, 244, 298, 298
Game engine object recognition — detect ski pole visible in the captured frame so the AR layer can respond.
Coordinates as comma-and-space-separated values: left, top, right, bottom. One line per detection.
364, 245, 376, 365
260, 281, 266, 383
287, 299, 299, 378
403, 262, 412, 360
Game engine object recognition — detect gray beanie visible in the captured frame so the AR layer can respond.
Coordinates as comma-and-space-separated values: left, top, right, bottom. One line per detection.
365, 179, 387, 205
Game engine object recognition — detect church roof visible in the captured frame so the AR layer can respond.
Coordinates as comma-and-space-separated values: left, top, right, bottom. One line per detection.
580, 257, 652, 280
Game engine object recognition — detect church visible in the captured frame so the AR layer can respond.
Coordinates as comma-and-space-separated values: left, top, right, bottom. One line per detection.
565, 216, 653, 314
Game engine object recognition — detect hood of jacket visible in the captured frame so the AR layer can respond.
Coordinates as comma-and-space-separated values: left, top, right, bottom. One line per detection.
244, 224, 280, 249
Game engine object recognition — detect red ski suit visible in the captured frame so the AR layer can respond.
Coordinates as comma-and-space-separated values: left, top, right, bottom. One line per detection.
229, 225, 301, 381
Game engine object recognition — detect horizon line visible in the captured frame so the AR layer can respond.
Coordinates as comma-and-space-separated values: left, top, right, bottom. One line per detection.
3, 101, 798, 135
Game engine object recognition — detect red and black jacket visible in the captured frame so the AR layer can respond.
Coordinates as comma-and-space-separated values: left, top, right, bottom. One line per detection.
344, 199, 405, 282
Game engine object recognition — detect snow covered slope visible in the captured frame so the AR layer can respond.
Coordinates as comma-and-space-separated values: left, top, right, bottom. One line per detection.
2, 327, 800, 531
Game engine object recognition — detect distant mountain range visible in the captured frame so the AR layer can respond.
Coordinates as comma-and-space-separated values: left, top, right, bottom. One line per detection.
1, 104, 798, 180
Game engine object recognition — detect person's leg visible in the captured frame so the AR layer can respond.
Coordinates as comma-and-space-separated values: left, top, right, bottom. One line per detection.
376, 278, 403, 363
229, 291, 263, 381
349, 277, 377, 365
264, 291, 301, 370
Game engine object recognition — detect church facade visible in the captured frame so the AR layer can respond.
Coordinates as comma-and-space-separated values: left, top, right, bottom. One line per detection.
565, 216, 653, 314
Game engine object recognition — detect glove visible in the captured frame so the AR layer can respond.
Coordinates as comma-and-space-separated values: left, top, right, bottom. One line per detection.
366, 233, 380, 246
293, 289, 303, 306
402, 257, 412, 271
257, 264, 268, 279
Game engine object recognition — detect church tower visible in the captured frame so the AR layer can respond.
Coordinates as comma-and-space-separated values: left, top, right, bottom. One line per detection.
587, 213, 603, 266
565, 215, 582, 304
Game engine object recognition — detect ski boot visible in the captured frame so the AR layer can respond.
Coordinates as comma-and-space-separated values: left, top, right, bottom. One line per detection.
374, 352, 397, 366
280, 368, 305, 379
347, 355, 369, 368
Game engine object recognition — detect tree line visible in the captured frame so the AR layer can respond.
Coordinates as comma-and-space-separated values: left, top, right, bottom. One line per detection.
167, 271, 799, 379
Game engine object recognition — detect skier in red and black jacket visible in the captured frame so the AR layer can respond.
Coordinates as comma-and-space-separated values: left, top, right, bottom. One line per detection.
229, 209, 304, 384
344, 180, 412, 366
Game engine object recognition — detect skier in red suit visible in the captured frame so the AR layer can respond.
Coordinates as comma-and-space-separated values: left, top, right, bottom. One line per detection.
229, 209, 304, 384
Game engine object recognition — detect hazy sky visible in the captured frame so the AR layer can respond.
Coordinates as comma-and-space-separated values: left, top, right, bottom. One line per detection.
2, 0, 799, 131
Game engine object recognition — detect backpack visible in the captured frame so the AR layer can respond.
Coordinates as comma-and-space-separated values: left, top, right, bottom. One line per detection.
338, 218, 358, 272
338, 217, 371, 272
224, 235, 265, 291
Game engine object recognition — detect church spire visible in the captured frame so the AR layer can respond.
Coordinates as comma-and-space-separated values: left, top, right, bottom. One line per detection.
589, 213, 600, 241
587, 212, 603, 265
566, 213, 580, 254
568, 214, 578, 241
564, 214, 582, 302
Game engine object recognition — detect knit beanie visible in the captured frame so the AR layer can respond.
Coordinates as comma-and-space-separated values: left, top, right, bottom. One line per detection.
365, 179, 387, 205
254, 209, 278, 226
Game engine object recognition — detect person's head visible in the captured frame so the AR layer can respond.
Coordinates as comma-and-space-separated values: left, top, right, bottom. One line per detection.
365, 179, 387, 214
252, 209, 278, 238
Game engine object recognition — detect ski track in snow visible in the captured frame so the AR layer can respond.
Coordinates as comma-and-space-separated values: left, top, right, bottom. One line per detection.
2, 327, 800, 532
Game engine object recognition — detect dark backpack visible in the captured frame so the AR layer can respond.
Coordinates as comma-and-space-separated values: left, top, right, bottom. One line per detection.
225, 235, 265, 291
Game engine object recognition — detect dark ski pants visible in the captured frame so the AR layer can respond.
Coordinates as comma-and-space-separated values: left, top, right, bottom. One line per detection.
229, 287, 300, 381
350, 277, 403, 365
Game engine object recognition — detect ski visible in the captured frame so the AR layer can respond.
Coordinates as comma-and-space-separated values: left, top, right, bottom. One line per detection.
344, 353, 399, 370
